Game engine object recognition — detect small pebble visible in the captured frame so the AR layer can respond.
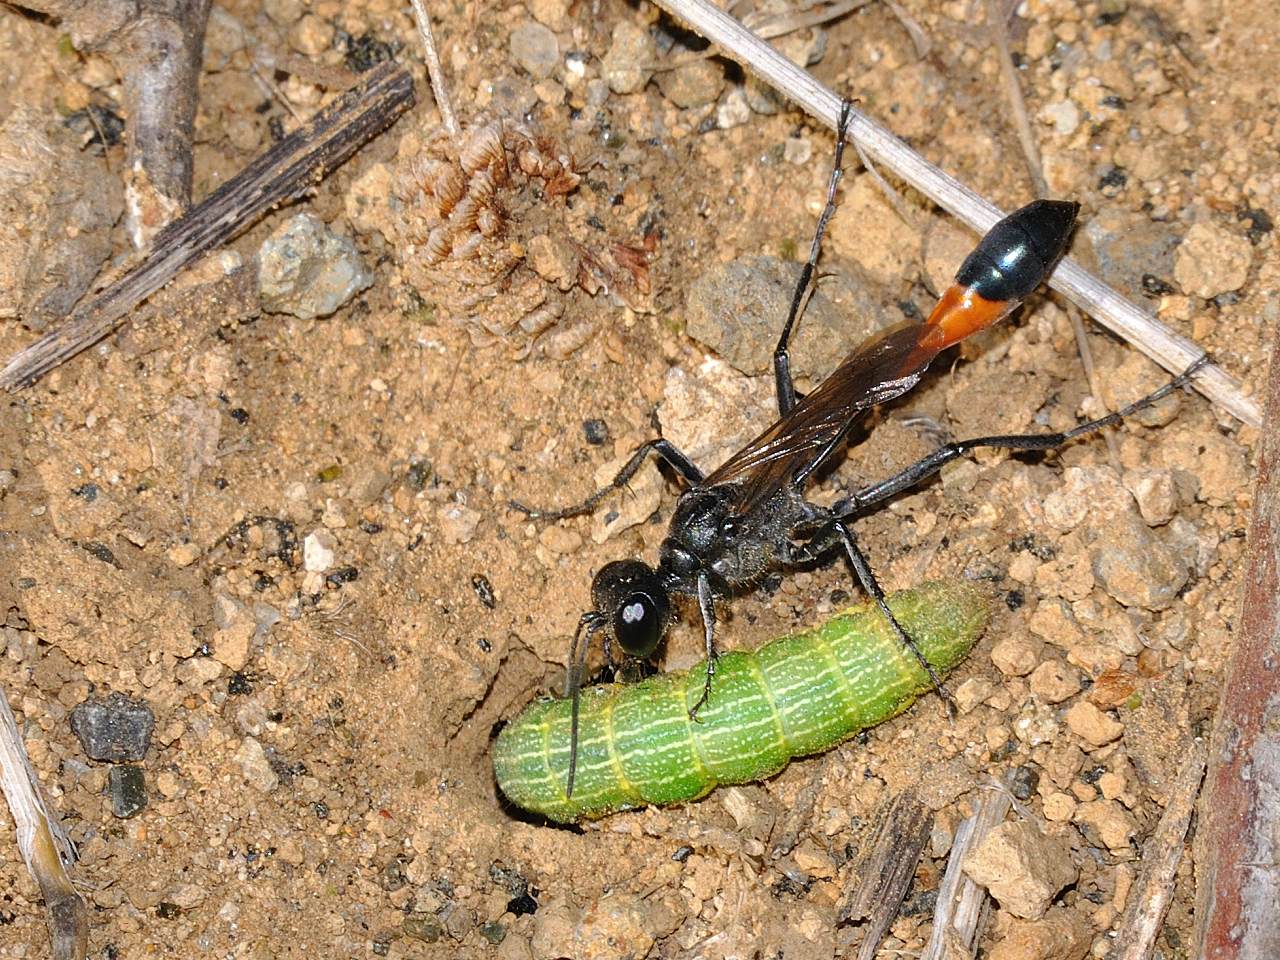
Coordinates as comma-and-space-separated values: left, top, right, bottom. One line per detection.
303, 528, 337, 573
235, 736, 279, 792
962, 820, 1077, 920
1073, 798, 1137, 851
538, 525, 583, 556
1097, 771, 1126, 801
1041, 467, 1132, 532
602, 21, 654, 94
1040, 99, 1080, 136
1010, 765, 1040, 801
1088, 514, 1189, 610
1123, 469, 1179, 525
582, 419, 609, 445
438, 504, 482, 545
783, 135, 812, 165
258, 213, 373, 320
1028, 660, 1083, 704
70, 693, 155, 762
108, 764, 147, 818
573, 893, 655, 960
509, 22, 559, 80
263, 0, 303, 26
953, 677, 995, 715
717, 87, 751, 129
1064, 701, 1123, 747
685, 256, 885, 378
655, 59, 724, 109
991, 635, 1042, 677
1174, 221, 1253, 299
527, 233, 579, 290
289, 13, 334, 57
168, 541, 200, 567
527, 0, 569, 30
1150, 92, 1191, 134
1041, 792, 1077, 822
987, 909, 1092, 960
167, 883, 207, 910
403, 915, 445, 943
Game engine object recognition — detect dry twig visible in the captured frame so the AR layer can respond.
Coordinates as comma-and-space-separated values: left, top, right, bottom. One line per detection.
0, 63, 415, 389
13, 0, 213, 248
408, 0, 458, 137
0, 690, 87, 960
838, 791, 933, 960
921, 785, 1011, 959
650, 0, 1261, 427
1107, 742, 1204, 960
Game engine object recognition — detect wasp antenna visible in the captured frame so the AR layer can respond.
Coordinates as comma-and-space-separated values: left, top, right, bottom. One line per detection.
565, 613, 602, 799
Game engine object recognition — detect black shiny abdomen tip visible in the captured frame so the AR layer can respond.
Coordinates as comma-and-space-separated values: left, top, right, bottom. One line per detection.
955, 198, 1081, 303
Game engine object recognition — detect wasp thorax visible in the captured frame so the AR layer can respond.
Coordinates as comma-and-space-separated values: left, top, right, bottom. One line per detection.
591, 560, 670, 659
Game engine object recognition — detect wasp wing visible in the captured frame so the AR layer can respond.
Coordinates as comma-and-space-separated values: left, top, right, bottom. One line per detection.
703, 321, 946, 514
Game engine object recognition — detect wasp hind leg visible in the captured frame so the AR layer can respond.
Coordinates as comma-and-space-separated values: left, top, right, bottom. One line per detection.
844, 355, 1210, 513
814, 518, 957, 714
773, 99, 856, 417
687, 573, 719, 720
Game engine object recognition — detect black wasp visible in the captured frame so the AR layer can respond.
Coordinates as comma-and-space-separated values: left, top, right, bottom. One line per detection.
514, 102, 1205, 796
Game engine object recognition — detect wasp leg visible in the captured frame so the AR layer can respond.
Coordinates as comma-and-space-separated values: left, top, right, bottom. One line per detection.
841, 355, 1209, 515
688, 572, 719, 720
511, 438, 705, 520
830, 519, 956, 713
773, 99, 855, 417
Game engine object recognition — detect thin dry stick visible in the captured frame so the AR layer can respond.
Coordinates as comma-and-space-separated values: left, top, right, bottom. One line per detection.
653, 0, 872, 73
987, 0, 1120, 468
0, 691, 88, 960
409, 0, 458, 137
838, 791, 933, 960
0, 62, 415, 390
921, 785, 1011, 959
1107, 742, 1205, 960
650, 0, 1261, 428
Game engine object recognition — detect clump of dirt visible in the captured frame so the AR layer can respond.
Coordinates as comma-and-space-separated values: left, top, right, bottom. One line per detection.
0, 0, 1274, 957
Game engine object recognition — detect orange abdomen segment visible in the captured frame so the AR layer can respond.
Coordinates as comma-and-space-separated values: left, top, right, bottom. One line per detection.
918, 285, 1017, 352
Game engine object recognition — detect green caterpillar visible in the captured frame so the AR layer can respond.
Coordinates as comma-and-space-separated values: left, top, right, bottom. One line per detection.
494, 581, 988, 823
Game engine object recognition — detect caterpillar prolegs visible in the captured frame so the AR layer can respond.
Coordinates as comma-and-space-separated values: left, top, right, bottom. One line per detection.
493, 582, 989, 823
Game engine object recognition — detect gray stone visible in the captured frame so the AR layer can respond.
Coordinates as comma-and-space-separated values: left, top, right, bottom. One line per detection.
685, 256, 890, 382
603, 21, 654, 94
655, 59, 724, 109
70, 693, 155, 762
108, 764, 147, 818
509, 21, 559, 81
258, 213, 373, 320
1087, 513, 1189, 610
1084, 209, 1180, 303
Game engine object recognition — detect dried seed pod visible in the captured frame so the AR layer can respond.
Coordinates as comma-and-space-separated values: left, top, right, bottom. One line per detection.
433, 165, 467, 217
424, 225, 453, 263
476, 205, 503, 239
459, 121, 507, 176
449, 194, 481, 233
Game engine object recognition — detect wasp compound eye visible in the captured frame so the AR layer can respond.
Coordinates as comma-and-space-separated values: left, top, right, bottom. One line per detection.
591, 559, 671, 658
613, 592, 665, 658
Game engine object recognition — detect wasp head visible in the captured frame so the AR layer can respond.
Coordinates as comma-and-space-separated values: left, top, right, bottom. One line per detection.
590, 559, 671, 659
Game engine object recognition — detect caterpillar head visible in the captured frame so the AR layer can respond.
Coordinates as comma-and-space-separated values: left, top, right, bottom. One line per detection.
591, 559, 671, 659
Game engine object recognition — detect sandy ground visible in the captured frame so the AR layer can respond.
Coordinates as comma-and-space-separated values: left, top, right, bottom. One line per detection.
0, 0, 1276, 957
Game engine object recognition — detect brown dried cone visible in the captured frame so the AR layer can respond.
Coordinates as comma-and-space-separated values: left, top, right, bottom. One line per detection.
379, 119, 654, 357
